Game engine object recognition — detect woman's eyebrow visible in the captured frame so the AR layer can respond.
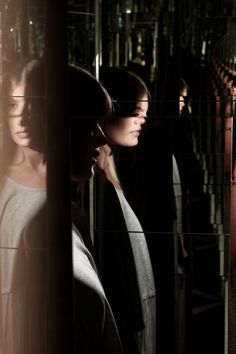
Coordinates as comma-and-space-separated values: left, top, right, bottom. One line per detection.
133, 112, 148, 119
134, 105, 147, 113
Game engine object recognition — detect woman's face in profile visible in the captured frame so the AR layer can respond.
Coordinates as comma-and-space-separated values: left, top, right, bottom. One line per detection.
231, 85, 236, 97
6, 79, 45, 151
70, 119, 106, 181
104, 94, 148, 148
179, 88, 188, 115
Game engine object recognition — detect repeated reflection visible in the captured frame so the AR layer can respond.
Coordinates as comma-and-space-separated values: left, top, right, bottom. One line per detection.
0, 0, 236, 353
0, 59, 47, 354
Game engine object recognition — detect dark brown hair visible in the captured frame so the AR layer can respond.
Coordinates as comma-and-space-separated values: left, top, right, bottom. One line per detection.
100, 66, 150, 118
68, 65, 112, 121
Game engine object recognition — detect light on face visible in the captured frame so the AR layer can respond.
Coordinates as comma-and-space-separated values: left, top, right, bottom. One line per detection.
179, 96, 185, 114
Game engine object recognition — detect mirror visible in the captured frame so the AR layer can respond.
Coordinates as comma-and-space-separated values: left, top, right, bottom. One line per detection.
96, 1, 234, 353
0, 0, 235, 353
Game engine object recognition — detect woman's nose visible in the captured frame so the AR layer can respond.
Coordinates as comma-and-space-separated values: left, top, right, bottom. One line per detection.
19, 103, 32, 126
135, 116, 146, 125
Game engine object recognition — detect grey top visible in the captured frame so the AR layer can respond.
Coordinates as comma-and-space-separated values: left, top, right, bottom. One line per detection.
0, 177, 46, 253
0, 176, 47, 354
115, 187, 156, 354
173, 154, 183, 235
72, 224, 123, 353
0, 176, 123, 354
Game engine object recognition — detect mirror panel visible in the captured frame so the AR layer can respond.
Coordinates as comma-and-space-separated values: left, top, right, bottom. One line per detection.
0, 0, 235, 353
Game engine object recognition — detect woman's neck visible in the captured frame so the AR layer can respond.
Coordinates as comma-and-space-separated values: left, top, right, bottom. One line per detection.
97, 145, 122, 190
7, 146, 47, 189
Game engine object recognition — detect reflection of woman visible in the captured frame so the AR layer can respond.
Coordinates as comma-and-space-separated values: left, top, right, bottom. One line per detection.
172, 77, 190, 354
173, 77, 189, 256
95, 67, 156, 354
179, 77, 189, 115
0, 59, 47, 353
68, 65, 123, 353
0, 62, 123, 354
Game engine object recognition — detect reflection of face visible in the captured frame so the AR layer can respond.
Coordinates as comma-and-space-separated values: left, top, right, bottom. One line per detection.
71, 120, 106, 181
104, 94, 148, 147
179, 88, 187, 115
231, 85, 236, 97
227, 80, 232, 90
6, 80, 45, 150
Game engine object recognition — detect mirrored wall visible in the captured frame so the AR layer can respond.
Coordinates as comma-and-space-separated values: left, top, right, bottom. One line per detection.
0, 0, 236, 353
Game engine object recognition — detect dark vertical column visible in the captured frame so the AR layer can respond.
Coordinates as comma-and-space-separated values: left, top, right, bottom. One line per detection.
101, 0, 109, 67
20, 0, 29, 57
150, 2, 177, 353
169, 0, 181, 352
172, 2, 188, 354
45, 1, 73, 353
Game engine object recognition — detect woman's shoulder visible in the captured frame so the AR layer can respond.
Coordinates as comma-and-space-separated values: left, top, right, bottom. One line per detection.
72, 224, 123, 353
0, 174, 6, 186
72, 224, 106, 299
0, 175, 16, 196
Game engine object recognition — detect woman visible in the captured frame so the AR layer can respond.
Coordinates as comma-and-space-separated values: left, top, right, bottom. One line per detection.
173, 77, 190, 257
179, 76, 190, 115
0, 61, 123, 354
94, 67, 156, 354
68, 65, 123, 354
0, 58, 47, 354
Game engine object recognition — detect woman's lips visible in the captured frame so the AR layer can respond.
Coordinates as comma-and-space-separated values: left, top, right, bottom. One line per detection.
131, 130, 141, 137
17, 131, 30, 138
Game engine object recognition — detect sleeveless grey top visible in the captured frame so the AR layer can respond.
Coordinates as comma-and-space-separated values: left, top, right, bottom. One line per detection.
0, 176, 47, 354
115, 187, 156, 354
0, 177, 123, 354
72, 224, 123, 353
173, 154, 183, 234
0, 176, 47, 293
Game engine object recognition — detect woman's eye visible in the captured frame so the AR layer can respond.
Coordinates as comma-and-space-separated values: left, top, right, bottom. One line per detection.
7, 101, 18, 110
134, 114, 147, 120
7, 105, 17, 113
8, 103, 16, 108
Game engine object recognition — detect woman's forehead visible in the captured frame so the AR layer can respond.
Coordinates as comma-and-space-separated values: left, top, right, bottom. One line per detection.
9, 79, 26, 97
135, 95, 149, 110
180, 88, 188, 96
